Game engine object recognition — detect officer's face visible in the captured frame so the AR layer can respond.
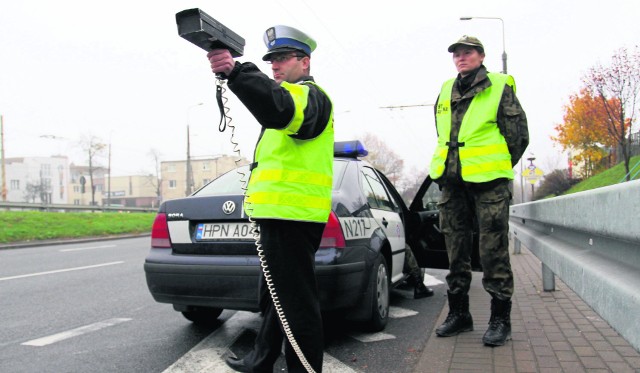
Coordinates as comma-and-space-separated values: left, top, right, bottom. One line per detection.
269, 52, 309, 84
452, 46, 485, 77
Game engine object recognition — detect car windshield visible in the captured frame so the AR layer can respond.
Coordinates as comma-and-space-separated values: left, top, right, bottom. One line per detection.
194, 160, 349, 197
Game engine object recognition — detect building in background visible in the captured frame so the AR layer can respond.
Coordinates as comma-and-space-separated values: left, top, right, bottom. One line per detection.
2, 154, 250, 207
68, 163, 107, 206
4, 156, 70, 204
161, 155, 249, 202
103, 174, 159, 208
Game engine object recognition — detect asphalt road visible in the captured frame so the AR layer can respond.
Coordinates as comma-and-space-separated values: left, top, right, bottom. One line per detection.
0, 237, 448, 372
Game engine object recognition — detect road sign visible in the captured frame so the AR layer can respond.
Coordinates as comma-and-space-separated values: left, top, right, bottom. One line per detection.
522, 167, 544, 184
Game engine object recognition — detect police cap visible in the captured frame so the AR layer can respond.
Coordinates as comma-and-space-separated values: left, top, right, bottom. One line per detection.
262, 25, 317, 61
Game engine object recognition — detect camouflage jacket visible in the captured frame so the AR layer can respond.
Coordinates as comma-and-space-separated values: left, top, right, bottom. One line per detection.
433, 65, 529, 186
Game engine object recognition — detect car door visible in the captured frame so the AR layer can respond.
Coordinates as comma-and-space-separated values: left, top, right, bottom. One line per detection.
408, 176, 481, 270
407, 176, 448, 269
360, 166, 406, 283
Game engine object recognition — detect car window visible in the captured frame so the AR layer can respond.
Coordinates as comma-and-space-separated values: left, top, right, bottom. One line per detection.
195, 166, 249, 196
196, 161, 349, 197
361, 167, 396, 211
332, 159, 348, 190
420, 181, 442, 211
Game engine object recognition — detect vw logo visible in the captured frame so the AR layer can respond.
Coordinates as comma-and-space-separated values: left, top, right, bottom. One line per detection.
222, 201, 236, 215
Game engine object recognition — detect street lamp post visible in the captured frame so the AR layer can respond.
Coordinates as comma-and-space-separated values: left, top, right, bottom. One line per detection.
186, 103, 203, 196
460, 16, 522, 201
526, 156, 537, 201
460, 16, 507, 74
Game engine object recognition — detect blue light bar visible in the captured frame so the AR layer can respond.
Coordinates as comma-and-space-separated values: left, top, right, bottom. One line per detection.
334, 140, 368, 158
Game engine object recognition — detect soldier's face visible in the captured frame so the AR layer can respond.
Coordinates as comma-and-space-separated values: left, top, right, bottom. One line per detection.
452, 46, 485, 77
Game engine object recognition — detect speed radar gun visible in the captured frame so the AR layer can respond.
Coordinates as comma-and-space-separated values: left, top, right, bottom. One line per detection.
175, 9, 317, 373
175, 8, 245, 57
176, 8, 245, 132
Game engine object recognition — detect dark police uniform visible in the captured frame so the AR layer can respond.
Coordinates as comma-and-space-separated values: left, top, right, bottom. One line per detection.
223, 26, 333, 372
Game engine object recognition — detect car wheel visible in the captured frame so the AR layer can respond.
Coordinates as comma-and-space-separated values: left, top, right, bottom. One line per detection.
181, 306, 223, 325
363, 255, 390, 332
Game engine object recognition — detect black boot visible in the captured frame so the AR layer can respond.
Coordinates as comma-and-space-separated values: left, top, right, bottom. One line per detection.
483, 297, 512, 346
436, 291, 473, 337
414, 282, 434, 299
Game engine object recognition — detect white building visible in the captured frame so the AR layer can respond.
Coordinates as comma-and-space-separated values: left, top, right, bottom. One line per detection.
4, 156, 70, 204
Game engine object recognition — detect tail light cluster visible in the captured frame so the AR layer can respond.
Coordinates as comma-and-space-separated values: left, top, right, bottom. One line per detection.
151, 213, 171, 248
319, 212, 346, 249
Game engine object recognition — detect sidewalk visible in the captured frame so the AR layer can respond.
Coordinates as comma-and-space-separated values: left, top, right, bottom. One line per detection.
415, 244, 640, 373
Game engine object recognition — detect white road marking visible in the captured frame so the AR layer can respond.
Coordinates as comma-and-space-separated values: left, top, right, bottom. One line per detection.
347, 331, 396, 343
163, 311, 361, 373
389, 306, 418, 318
21, 318, 132, 347
0, 261, 124, 282
59, 245, 116, 252
423, 273, 444, 287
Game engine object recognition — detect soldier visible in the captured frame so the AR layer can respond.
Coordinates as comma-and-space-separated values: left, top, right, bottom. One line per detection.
430, 35, 529, 346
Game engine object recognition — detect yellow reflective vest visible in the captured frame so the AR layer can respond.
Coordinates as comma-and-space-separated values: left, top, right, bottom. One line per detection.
430, 73, 515, 182
244, 81, 334, 223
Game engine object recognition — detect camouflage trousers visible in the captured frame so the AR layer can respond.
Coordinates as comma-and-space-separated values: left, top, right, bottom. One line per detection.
438, 180, 513, 300
403, 246, 423, 286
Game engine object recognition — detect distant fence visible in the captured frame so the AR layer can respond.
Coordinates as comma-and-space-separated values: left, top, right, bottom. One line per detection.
0, 201, 157, 213
509, 180, 640, 352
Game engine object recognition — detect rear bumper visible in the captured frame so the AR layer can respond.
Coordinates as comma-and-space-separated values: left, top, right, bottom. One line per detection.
144, 248, 367, 312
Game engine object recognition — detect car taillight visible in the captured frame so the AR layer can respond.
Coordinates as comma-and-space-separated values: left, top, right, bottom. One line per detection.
151, 213, 171, 248
320, 212, 346, 249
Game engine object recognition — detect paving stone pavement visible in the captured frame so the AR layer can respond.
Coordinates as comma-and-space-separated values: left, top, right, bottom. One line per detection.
414, 243, 640, 373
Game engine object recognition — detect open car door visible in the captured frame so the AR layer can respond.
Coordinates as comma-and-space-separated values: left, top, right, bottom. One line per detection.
406, 175, 482, 270
406, 176, 449, 269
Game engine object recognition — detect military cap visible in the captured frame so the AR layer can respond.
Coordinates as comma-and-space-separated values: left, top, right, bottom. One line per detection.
448, 35, 484, 53
262, 25, 317, 61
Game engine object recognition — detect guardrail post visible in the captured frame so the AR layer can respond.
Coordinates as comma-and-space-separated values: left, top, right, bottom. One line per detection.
542, 262, 555, 291
513, 237, 521, 255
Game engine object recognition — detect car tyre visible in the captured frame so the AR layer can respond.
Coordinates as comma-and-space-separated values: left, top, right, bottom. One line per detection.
363, 255, 390, 332
181, 306, 223, 325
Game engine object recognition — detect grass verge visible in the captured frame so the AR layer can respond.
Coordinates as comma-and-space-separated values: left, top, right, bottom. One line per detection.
0, 211, 155, 244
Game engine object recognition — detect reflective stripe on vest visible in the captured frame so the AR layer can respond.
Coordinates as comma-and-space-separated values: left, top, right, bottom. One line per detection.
244, 81, 334, 223
429, 73, 515, 182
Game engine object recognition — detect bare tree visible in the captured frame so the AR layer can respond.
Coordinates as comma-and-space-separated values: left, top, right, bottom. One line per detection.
583, 46, 640, 181
147, 148, 163, 206
23, 181, 49, 203
397, 166, 428, 205
361, 133, 405, 185
79, 135, 107, 206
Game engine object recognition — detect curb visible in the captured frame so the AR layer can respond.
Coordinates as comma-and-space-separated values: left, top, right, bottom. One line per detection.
0, 234, 150, 250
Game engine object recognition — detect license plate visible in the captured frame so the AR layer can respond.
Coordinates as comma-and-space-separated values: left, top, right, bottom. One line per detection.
196, 222, 253, 241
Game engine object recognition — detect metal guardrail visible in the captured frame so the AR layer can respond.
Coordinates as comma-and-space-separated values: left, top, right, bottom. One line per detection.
0, 201, 157, 213
509, 179, 640, 352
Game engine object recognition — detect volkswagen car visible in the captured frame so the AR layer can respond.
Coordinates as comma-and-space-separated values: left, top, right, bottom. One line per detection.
144, 141, 465, 332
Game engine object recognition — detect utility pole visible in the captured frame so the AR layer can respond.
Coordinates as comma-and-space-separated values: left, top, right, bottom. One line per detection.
185, 103, 203, 196
186, 125, 194, 196
1, 115, 6, 201
107, 142, 112, 207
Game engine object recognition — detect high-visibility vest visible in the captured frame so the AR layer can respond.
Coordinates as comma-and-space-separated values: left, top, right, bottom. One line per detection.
429, 73, 515, 182
244, 81, 334, 223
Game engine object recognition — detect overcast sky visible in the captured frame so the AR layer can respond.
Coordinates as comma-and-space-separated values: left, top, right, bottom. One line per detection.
1, 0, 639, 178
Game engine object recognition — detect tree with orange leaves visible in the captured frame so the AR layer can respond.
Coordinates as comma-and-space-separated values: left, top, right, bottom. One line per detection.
583, 46, 639, 181
552, 88, 620, 178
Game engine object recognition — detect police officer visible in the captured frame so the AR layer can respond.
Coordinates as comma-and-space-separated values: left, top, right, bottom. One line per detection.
430, 35, 529, 346
208, 25, 333, 372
